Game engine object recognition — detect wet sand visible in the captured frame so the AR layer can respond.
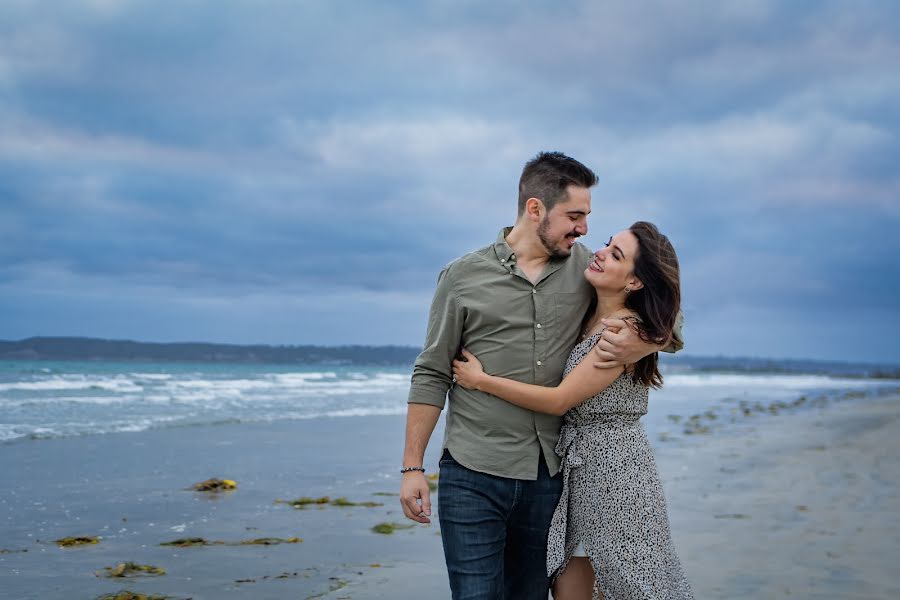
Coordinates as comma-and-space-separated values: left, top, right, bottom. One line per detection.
1, 395, 898, 599
663, 394, 900, 599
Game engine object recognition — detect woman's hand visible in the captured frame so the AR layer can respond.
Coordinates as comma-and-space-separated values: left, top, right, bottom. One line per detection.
451, 349, 486, 390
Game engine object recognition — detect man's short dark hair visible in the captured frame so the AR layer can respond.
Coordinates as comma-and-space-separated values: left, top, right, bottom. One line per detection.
517, 151, 598, 216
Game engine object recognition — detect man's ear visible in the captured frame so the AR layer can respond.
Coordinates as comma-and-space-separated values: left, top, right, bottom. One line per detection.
524, 197, 545, 223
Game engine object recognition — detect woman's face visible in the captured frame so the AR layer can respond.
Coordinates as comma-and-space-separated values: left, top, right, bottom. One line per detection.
584, 229, 640, 292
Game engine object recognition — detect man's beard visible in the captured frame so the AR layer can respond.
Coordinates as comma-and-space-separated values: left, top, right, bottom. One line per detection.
538, 216, 576, 258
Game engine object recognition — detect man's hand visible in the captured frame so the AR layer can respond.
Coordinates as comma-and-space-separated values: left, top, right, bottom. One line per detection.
592, 317, 662, 368
400, 471, 432, 523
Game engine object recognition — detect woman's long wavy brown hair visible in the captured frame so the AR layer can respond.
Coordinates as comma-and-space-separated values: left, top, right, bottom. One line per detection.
625, 221, 681, 388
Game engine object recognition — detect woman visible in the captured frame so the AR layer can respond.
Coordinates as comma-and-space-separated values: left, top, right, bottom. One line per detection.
452, 221, 693, 600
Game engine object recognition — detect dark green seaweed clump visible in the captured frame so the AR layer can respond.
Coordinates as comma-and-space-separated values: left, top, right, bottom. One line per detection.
371, 522, 415, 535
188, 478, 237, 492
160, 537, 210, 547
330, 497, 383, 507
160, 536, 301, 547
277, 496, 383, 508
238, 537, 302, 545
55, 536, 99, 547
101, 562, 166, 578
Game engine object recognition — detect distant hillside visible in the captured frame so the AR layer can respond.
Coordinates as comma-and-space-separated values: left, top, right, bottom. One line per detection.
1, 337, 897, 378
660, 353, 900, 379
0, 337, 421, 366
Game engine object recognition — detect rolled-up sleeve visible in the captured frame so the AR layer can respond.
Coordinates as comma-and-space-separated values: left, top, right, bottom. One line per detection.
408, 265, 463, 409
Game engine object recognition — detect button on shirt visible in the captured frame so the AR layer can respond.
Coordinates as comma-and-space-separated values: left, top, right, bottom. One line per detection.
408, 228, 594, 480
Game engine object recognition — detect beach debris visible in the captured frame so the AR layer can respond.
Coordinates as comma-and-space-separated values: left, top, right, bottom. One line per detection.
372, 492, 397, 496
239, 537, 302, 545
371, 522, 415, 535
795, 505, 809, 512
305, 577, 349, 599
235, 568, 318, 585
278, 496, 331, 507
234, 568, 318, 583
100, 562, 166, 578
666, 415, 682, 423
682, 415, 711, 435
160, 536, 301, 547
427, 472, 439, 492
94, 592, 171, 600
160, 537, 208, 547
330, 497, 383, 507
276, 496, 383, 508
55, 536, 99, 547
0, 548, 28, 554
713, 513, 751, 519
188, 478, 237, 492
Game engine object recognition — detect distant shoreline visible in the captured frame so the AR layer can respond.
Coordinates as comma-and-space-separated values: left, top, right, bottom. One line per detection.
2, 336, 899, 375
0, 337, 422, 366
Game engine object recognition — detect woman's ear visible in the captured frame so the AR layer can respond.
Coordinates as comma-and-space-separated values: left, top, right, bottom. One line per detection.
627, 277, 644, 292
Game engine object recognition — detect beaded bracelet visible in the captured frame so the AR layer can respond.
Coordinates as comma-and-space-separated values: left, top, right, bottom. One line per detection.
400, 466, 426, 474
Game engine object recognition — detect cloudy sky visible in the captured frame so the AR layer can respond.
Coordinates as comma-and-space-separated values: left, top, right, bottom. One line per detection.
1, 0, 898, 363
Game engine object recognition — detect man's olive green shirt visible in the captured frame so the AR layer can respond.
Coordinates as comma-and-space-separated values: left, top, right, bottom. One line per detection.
408, 229, 594, 480
408, 228, 683, 480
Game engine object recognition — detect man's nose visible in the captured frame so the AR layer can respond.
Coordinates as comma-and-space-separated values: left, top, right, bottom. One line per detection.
575, 221, 588, 236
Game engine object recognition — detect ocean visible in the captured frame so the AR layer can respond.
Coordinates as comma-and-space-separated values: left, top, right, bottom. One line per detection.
1, 358, 898, 444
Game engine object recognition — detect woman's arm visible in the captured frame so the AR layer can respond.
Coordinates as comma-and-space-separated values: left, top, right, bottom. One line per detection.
452, 348, 624, 416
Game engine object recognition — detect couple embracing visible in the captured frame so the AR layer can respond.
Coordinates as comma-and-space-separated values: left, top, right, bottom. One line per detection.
400, 152, 693, 600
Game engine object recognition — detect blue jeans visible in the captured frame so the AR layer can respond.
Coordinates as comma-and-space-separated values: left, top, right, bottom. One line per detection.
438, 449, 563, 599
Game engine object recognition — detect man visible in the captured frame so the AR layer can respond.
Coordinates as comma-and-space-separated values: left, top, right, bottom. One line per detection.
400, 152, 679, 599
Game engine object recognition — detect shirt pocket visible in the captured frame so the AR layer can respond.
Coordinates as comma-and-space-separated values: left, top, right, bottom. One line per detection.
553, 292, 588, 329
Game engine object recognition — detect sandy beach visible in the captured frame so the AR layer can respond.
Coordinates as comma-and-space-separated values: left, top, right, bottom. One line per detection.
1, 393, 898, 599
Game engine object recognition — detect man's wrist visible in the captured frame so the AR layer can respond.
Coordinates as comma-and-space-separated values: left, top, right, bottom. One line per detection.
400, 466, 425, 474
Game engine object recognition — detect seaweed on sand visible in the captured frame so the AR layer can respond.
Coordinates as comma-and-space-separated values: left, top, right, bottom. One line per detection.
160, 536, 302, 547
55, 536, 99, 547
238, 537, 302, 545
371, 522, 415, 534
188, 478, 237, 492
330, 497, 383, 507
276, 496, 383, 508
277, 496, 332, 508
159, 537, 210, 547
100, 562, 166, 578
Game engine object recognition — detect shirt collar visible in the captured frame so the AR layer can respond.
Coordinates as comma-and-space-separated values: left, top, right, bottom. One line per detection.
493, 227, 517, 266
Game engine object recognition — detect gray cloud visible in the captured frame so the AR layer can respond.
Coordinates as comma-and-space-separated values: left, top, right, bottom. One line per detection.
1, 0, 898, 360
